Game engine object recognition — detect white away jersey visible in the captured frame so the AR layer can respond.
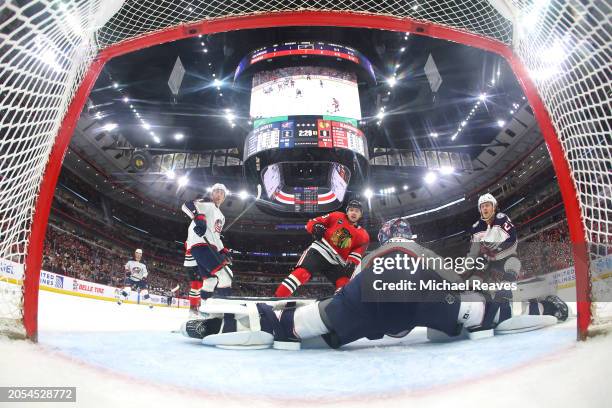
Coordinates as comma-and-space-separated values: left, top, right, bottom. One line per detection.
125, 260, 148, 281
182, 200, 225, 252
467, 212, 518, 261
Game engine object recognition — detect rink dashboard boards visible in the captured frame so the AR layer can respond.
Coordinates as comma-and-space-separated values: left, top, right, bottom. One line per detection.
243, 116, 368, 161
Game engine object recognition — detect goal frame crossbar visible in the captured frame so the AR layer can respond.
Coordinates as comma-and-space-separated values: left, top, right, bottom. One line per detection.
21, 11, 591, 341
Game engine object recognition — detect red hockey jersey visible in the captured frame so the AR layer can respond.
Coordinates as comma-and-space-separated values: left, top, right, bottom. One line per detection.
306, 211, 370, 266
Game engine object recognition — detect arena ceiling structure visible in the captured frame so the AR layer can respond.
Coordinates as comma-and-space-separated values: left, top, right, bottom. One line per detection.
68, 26, 537, 221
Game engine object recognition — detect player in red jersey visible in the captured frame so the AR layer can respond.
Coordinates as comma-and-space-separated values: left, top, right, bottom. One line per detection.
275, 200, 370, 297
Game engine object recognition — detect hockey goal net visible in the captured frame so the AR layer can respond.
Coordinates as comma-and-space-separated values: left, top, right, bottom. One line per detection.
0, 0, 609, 340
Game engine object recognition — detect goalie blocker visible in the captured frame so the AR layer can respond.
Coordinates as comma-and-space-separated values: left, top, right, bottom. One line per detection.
181, 239, 568, 349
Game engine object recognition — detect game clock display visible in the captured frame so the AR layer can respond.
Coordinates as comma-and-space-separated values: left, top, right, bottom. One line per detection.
244, 117, 368, 160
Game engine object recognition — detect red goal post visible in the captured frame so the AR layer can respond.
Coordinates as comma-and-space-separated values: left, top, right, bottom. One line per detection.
0, 1, 609, 341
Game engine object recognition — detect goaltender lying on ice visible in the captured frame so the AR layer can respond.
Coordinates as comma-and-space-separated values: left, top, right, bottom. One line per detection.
179, 235, 568, 350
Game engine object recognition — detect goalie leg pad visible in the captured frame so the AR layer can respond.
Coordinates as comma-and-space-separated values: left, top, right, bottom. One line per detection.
199, 303, 273, 349
202, 331, 274, 349
294, 301, 329, 339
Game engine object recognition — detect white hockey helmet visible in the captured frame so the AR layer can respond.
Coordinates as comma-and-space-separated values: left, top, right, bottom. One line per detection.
478, 193, 497, 210
210, 183, 228, 196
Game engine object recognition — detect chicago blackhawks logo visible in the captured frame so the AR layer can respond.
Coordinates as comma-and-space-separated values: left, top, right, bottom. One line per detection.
331, 227, 352, 249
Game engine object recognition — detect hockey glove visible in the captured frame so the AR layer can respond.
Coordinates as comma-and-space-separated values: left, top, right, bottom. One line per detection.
343, 262, 357, 277
193, 214, 207, 237
219, 248, 233, 265
312, 223, 326, 241
481, 241, 500, 257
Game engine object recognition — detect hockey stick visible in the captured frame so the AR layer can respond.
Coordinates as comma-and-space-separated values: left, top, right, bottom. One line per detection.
223, 184, 262, 232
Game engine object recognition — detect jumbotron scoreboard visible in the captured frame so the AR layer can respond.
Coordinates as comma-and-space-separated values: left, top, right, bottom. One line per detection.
236, 42, 373, 215
244, 117, 367, 160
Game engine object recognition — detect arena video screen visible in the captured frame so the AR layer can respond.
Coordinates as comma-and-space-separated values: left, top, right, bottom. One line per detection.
260, 162, 351, 213
250, 67, 361, 120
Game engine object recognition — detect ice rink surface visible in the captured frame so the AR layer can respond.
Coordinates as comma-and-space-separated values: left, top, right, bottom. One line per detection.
1, 289, 611, 408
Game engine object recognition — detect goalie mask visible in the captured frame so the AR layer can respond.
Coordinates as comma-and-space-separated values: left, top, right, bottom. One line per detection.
378, 217, 415, 245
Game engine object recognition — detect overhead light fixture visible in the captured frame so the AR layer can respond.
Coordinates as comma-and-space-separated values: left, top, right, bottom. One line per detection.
363, 188, 373, 199
403, 185, 409, 190
174, 133, 184, 140
112, 82, 119, 88
178, 176, 188, 187
440, 166, 454, 175
400, 47, 406, 52
238, 190, 249, 200
497, 119, 506, 127
376, 111, 385, 120
478, 93, 487, 101
461, 121, 467, 126
142, 122, 151, 130
430, 132, 438, 138
123, 96, 129, 103
203, 48, 208, 53
424, 172, 437, 184
103, 123, 117, 131
152, 135, 161, 144
387, 76, 397, 87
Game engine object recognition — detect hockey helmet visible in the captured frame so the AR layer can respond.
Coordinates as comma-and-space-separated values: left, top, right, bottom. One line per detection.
478, 193, 497, 210
346, 199, 363, 212
378, 217, 415, 244
210, 183, 229, 196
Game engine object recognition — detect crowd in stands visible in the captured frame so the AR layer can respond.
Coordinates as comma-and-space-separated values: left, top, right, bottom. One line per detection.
519, 221, 573, 279
43, 220, 185, 297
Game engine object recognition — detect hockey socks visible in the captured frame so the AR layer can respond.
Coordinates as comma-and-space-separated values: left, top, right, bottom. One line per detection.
189, 280, 203, 314
275, 267, 311, 297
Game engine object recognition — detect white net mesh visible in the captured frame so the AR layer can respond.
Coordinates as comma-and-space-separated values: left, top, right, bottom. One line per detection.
0, 0, 610, 337
511, 0, 612, 325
